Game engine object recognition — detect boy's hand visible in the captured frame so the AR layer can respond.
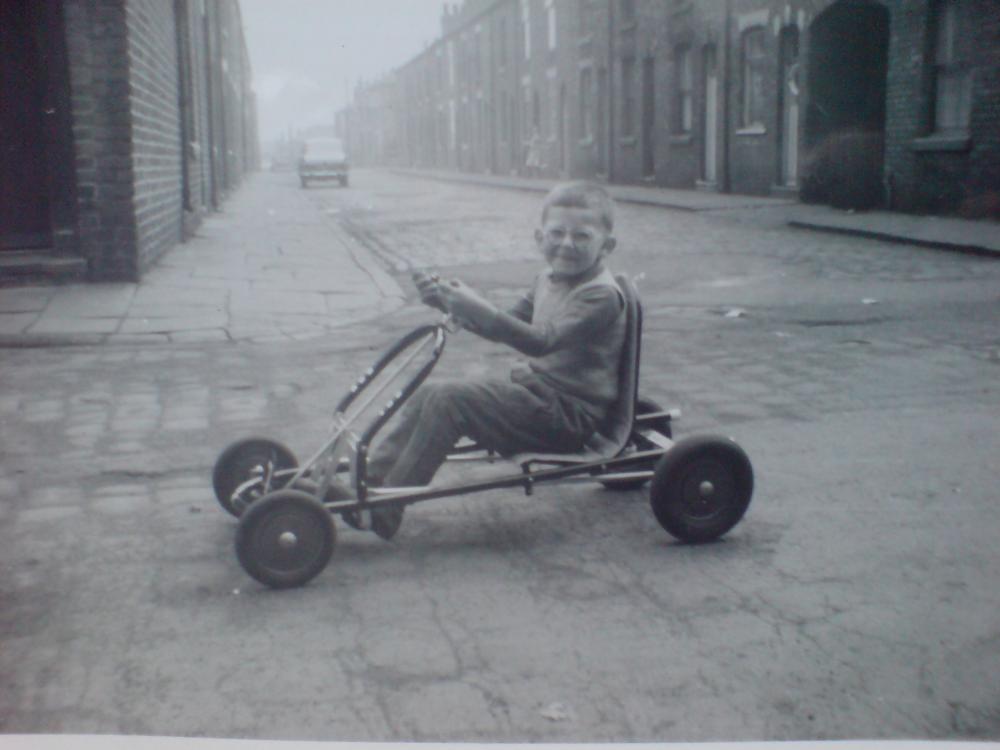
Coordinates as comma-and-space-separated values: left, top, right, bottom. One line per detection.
438, 278, 497, 331
412, 271, 447, 313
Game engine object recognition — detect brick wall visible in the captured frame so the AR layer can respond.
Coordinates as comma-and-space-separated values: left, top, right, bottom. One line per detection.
885, 0, 1000, 215
63, 0, 139, 281
125, 0, 184, 275
59, 0, 255, 281
967, 1, 1000, 216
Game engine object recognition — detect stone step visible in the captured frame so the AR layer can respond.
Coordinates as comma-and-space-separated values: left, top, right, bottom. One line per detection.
0, 251, 87, 287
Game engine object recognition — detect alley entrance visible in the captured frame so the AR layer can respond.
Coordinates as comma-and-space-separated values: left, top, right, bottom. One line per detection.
804, 0, 889, 206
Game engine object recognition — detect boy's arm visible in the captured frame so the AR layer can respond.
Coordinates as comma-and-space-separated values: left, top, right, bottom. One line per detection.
444, 280, 621, 356
487, 286, 622, 356
506, 289, 535, 323
413, 272, 533, 323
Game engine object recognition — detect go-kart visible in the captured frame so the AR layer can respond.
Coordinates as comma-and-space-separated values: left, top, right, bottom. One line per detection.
213, 275, 754, 589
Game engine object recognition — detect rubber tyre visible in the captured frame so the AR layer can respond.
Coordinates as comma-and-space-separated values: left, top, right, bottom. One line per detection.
650, 435, 753, 543
235, 489, 335, 589
213, 437, 297, 517
601, 398, 673, 491
339, 175, 349, 187
300, 177, 308, 188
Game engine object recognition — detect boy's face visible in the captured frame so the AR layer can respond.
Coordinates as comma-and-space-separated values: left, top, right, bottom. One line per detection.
536, 206, 616, 281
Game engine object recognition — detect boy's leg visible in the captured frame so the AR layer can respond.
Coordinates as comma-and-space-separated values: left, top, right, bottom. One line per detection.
364, 385, 433, 487
377, 378, 594, 487
364, 378, 595, 540
360, 387, 433, 540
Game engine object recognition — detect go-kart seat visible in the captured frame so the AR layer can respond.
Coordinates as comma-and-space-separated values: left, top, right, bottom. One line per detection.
511, 272, 642, 467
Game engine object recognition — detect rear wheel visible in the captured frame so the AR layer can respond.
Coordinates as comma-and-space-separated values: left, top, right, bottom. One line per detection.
601, 398, 673, 491
235, 489, 335, 589
649, 435, 753, 543
213, 437, 297, 517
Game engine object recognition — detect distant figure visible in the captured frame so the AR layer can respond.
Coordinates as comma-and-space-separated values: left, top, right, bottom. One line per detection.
524, 127, 543, 177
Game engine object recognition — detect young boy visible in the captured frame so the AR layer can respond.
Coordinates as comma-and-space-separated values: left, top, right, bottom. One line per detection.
364, 181, 626, 539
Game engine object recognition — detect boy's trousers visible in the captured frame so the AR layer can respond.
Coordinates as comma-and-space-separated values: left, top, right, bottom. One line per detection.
366, 377, 598, 487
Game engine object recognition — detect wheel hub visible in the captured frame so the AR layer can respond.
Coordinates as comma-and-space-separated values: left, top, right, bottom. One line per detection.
278, 531, 299, 548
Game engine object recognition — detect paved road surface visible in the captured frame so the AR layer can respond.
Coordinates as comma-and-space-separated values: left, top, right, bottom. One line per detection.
1, 169, 998, 742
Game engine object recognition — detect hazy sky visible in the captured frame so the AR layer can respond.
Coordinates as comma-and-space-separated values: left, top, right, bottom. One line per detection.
240, 0, 449, 143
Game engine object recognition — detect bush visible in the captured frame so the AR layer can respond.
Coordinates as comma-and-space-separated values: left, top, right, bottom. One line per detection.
800, 130, 885, 211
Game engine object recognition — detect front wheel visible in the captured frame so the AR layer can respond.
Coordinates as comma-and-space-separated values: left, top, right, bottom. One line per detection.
235, 490, 335, 589
649, 435, 753, 543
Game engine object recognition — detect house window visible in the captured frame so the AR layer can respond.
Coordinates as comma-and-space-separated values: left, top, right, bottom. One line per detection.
621, 56, 636, 136
522, 0, 531, 60
545, 0, 556, 50
523, 85, 531, 138
741, 27, 766, 128
932, 0, 971, 135
579, 0, 593, 36
499, 17, 507, 68
448, 40, 456, 87
674, 44, 693, 133
473, 29, 482, 86
619, 0, 635, 24
580, 67, 593, 139
501, 91, 509, 142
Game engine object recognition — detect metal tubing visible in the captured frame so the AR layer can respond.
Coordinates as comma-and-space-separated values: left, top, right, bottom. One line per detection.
320, 448, 668, 512
334, 324, 442, 414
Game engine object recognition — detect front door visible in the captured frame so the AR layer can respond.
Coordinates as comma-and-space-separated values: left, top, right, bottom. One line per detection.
1, 1, 52, 249
778, 27, 800, 187
702, 45, 718, 183
641, 58, 655, 178
596, 67, 607, 174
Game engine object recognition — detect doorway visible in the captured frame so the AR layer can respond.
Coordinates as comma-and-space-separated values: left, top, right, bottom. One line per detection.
1, 2, 53, 249
559, 83, 567, 174
701, 45, 719, 184
641, 58, 655, 178
777, 26, 800, 187
805, 0, 889, 148
596, 67, 608, 174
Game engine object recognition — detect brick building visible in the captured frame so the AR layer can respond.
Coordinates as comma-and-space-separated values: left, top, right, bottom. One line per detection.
342, 0, 998, 218
0, 0, 257, 283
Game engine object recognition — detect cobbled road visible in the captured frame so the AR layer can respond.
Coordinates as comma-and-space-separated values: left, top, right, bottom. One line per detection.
1, 169, 998, 742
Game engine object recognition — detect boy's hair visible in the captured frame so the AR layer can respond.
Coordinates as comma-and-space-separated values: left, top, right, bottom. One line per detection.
541, 181, 615, 232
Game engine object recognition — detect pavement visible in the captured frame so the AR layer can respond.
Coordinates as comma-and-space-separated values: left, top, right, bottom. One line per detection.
0, 168, 996, 347
0, 175, 406, 347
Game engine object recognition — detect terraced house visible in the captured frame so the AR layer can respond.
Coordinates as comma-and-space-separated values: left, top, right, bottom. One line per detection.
1, 0, 257, 283
342, 0, 999, 218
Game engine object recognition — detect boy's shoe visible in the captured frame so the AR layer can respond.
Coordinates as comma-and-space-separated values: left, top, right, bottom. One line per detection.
323, 478, 364, 529
371, 505, 404, 541
340, 509, 365, 530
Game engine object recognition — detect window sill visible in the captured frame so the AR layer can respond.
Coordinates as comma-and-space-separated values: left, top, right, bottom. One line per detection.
736, 124, 766, 136
669, 133, 693, 145
619, 136, 638, 147
910, 134, 971, 152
